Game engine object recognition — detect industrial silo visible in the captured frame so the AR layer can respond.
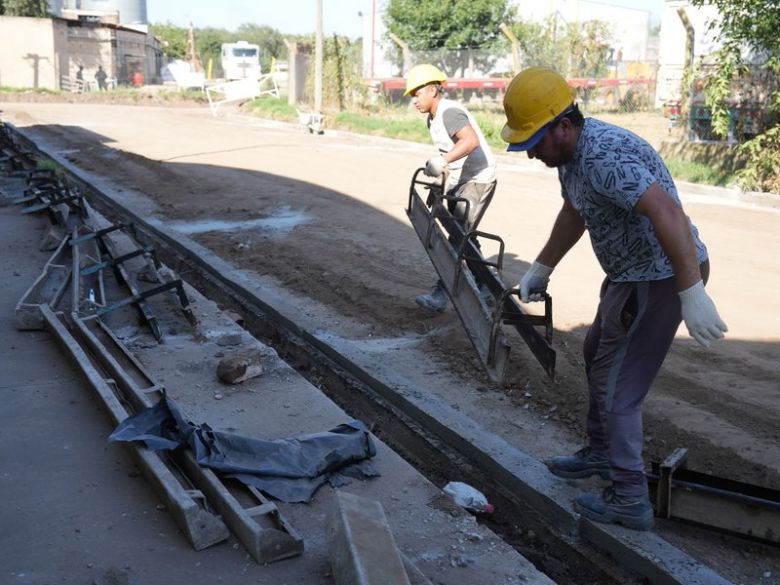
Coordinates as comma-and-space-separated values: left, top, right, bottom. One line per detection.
48, 0, 66, 15
78, 0, 148, 24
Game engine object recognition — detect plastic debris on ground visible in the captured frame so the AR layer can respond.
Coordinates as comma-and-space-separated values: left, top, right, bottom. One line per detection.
109, 396, 379, 502
443, 481, 494, 514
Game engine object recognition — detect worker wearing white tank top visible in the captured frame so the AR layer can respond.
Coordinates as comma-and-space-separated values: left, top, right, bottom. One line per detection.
404, 64, 498, 313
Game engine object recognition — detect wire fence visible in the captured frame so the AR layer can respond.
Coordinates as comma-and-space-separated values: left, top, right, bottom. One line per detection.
297, 40, 773, 145
359, 46, 658, 115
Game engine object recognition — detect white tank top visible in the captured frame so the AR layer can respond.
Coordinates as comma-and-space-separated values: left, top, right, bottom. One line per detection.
427, 98, 496, 185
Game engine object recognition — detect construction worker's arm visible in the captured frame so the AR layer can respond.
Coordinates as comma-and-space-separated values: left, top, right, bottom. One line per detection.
635, 182, 727, 346
634, 183, 700, 290
536, 197, 585, 268
518, 197, 585, 302
426, 120, 480, 176
443, 123, 480, 164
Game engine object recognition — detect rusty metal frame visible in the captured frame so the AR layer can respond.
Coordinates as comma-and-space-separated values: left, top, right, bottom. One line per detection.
407, 174, 511, 382
70, 222, 196, 340
406, 168, 556, 381
14, 231, 72, 330
649, 448, 780, 546
75, 316, 304, 563
41, 305, 230, 551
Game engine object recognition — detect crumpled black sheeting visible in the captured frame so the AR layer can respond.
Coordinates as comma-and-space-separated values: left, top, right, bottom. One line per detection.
109, 396, 379, 502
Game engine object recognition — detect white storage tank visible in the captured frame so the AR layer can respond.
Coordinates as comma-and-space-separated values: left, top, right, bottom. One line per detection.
76, 0, 147, 24
49, 0, 66, 15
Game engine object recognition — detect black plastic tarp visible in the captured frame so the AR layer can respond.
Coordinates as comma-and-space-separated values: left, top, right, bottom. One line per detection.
109, 396, 379, 502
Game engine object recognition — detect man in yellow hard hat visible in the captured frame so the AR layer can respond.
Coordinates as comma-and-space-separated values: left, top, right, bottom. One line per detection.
502, 67, 727, 530
405, 64, 498, 312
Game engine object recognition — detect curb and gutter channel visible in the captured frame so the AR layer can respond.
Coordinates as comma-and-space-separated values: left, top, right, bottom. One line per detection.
7, 122, 734, 585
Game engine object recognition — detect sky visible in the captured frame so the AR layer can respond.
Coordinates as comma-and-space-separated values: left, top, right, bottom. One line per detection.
147, 0, 367, 37
147, 0, 663, 37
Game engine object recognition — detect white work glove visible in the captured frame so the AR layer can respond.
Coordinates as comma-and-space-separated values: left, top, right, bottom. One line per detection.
679, 280, 728, 348
424, 154, 447, 177
517, 261, 553, 302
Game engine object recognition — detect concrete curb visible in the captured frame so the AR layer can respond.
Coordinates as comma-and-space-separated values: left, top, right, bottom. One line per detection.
674, 180, 780, 210
327, 491, 411, 585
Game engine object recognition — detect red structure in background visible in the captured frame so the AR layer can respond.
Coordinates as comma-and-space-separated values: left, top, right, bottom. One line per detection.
371, 77, 656, 100
379, 78, 511, 92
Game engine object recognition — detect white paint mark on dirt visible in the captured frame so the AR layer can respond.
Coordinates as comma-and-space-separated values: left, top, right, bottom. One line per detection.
167, 205, 311, 235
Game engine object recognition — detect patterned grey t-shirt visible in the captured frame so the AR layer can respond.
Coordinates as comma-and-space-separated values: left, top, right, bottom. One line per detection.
559, 118, 708, 282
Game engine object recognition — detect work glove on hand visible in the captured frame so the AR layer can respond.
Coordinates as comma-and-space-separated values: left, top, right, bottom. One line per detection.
424, 154, 447, 177
517, 261, 553, 303
679, 280, 728, 348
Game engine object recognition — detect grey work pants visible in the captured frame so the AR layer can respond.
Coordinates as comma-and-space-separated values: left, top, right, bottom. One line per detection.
446, 179, 497, 234
583, 261, 710, 497
431, 180, 497, 292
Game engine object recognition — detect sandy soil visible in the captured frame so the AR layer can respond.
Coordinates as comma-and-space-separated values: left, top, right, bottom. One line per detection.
2, 101, 779, 583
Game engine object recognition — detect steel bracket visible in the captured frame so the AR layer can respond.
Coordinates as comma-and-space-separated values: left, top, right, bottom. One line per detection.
649, 448, 780, 545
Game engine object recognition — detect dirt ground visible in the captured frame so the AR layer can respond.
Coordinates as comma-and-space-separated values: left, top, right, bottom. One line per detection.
2, 100, 779, 583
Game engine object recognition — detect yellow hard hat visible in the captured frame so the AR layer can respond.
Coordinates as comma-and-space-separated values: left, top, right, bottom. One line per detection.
501, 67, 576, 151
404, 64, 446, 96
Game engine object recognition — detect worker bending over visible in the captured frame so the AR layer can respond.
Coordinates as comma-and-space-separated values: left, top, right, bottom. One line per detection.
502, 67, 727, 530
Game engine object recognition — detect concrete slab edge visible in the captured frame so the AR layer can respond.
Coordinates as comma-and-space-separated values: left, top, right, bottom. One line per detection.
327, 490, 411, 585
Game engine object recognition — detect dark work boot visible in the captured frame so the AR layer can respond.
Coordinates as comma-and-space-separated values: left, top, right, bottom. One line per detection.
546, 446, 610, 480
416, 283, 448, 313
575, 486, 655, 531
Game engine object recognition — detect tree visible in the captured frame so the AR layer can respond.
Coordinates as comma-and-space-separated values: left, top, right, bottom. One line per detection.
196, 27, 233, 77
288, 33, 363, 110
384, 0, 511, 76
568, 20, 612, 79
236, 24, 286, 72
151, 23, 188, 61
690, 0, 780, 192
504, 17, 612, 78
152, 23, 286, 78
3, 0, 48, 17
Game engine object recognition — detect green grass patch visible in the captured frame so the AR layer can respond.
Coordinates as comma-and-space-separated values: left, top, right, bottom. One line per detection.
157, 88, 207, 102
664, 157, 736, 187
36, 159, 59, 172
473, 112, 508, 150
0, 86, 62, 94
244, 99, 504, 146
245, 96, 299, 122
243, 100, 740, 188
331, 110, 431, 143
331, 107, 507, 148
35, 159, 66, 177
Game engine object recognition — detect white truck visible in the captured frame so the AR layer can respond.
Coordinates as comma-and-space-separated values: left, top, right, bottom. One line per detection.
221, 41, 261, 81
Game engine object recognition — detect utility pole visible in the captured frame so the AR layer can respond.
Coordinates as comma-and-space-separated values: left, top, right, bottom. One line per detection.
186, 23, 202, 73
370, 0, 376, 79
314, 0, 323, 115
499, 23, 520, 74
388, 33, 412, 75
